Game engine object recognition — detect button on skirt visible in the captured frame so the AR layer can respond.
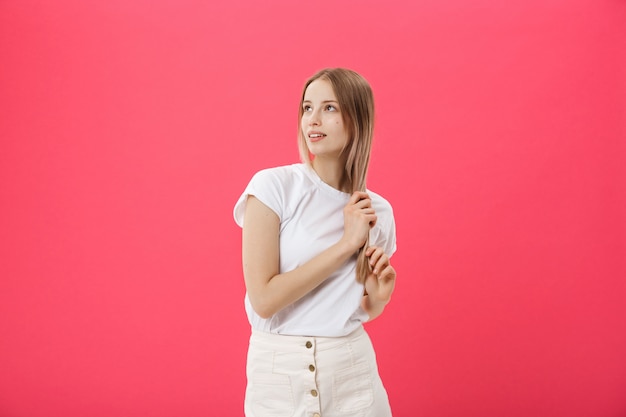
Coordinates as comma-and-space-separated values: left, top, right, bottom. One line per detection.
244, 326, 392, 417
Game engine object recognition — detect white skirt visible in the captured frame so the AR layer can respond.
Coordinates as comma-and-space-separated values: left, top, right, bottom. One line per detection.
244, 326, 392, 417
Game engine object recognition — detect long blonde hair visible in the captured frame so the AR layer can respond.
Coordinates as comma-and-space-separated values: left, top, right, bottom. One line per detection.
297, 68, 375, 284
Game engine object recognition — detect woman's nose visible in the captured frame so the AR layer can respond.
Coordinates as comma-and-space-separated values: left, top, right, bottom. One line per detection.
308, 110, 321, 126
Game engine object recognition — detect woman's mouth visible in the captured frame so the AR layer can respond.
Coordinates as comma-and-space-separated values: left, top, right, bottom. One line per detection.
308, 132, 326, 142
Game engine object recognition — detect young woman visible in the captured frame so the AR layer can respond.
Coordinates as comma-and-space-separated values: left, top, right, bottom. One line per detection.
234, 68, 397, 417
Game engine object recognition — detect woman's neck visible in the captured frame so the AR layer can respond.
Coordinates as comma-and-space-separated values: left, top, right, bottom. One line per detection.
311, 157, 350, 192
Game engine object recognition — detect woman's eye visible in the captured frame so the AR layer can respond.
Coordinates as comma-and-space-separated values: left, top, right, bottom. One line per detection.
326, 105, 337, 111
303, 105, 312, 112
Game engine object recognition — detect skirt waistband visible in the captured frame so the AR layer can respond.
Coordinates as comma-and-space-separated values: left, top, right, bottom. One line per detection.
249, 325, 366, 353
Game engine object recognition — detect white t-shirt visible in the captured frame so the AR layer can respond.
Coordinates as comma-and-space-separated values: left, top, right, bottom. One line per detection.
233, 163, 397, 337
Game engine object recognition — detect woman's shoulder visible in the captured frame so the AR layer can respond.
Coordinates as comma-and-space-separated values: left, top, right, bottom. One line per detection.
234, 164, 307, 226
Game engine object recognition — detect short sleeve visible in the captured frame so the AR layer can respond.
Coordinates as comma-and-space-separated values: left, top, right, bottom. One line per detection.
376, 213, 397, 258
384, 214, 397, 257
369, 196, 397, 258
233, 169, 285, 227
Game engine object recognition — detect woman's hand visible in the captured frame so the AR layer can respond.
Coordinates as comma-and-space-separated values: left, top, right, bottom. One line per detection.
362, 246, 396, 319
341, 191, 377, 251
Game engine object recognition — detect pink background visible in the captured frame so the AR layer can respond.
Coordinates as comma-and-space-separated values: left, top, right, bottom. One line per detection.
1, 0, 625, 416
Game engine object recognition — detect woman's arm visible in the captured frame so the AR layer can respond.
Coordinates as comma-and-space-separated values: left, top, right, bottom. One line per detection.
242, 192, 375, 319
361, 246, 396, 321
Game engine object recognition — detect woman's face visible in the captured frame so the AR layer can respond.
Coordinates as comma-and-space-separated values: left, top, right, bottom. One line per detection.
301, 79, 349, 160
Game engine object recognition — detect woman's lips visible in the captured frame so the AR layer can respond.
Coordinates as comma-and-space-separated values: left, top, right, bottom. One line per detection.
308, 132, 326, 142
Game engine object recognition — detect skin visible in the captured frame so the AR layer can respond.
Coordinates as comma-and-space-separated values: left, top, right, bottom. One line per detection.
242, 79, 396, 320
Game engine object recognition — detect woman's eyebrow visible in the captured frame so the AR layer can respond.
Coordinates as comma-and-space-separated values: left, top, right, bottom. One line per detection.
302, 99, 339, 104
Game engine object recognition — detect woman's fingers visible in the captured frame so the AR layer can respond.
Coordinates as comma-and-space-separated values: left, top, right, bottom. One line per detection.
377, 264, 396, 282
342, 192, 379, 250
349, 191, 370, 205
366, 246, 389, 274
364, 262, 396, 304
